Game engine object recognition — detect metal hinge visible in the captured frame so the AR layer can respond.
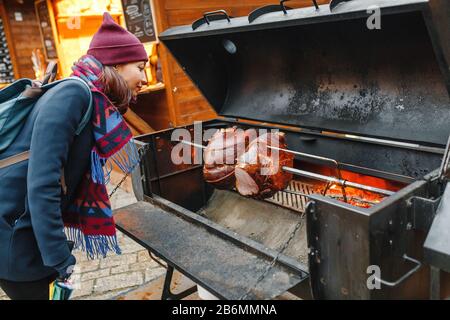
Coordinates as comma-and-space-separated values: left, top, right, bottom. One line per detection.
406, 196, 441, 231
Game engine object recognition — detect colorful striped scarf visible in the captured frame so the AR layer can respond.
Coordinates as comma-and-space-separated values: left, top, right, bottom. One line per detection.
64, 55, 139, 259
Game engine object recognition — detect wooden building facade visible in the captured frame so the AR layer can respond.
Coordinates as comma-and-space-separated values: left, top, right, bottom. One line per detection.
0, 0, 327, 130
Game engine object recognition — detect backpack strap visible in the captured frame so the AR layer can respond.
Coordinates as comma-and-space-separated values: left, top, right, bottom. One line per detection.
40, 77, 93, 136
0, 150, 29, 169
0, 77, 93, 195
0, 150, 67, 195
60, 167, 67, 195
64, 77, 93, 135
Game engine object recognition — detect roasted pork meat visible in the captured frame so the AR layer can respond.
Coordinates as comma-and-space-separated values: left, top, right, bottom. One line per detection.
235, 132, 294, 199
203, 127, 253, 189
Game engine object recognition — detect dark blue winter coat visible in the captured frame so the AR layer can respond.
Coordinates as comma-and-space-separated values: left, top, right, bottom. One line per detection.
0, 79, 93, 281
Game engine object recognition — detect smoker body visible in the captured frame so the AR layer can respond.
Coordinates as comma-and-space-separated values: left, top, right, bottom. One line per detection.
128, 117, 448, 299
118, 0, 450, 299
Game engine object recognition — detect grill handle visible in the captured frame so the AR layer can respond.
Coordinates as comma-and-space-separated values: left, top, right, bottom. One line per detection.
249, 1, 319, 24
249, 1, 292, 24
312, 0, 319, 9
374, 254, 422, 287
192, 10, 231, 30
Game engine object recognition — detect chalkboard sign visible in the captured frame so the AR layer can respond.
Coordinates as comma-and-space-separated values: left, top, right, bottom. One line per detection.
121, 0, 157, 43
35, 0, 58, 60
0, 18, 14, 84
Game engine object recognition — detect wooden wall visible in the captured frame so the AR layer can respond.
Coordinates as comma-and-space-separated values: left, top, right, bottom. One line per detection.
51, 0, 124, 77
134, 88, 168, 131
152, 0, 329, 128
1, 0, 43, 79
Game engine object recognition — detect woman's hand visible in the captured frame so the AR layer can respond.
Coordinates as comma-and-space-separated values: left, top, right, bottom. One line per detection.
54, 254, 76, 281
32, 80, 43, 88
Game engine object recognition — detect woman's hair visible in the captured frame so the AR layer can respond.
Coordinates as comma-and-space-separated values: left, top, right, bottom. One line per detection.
99, 65, 132, 114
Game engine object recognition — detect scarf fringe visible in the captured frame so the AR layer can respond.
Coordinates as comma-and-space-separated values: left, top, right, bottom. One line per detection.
65, 227, 121, 260
111, 141, 140, 173
90, 150, 105, 185
90, 140, 139, 185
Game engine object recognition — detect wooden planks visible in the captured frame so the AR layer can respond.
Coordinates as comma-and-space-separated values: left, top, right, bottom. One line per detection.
134, 87, 172, 130
1, 0, 43, 79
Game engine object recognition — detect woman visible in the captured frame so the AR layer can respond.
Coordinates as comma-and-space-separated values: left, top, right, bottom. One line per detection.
0, 13, 148, 300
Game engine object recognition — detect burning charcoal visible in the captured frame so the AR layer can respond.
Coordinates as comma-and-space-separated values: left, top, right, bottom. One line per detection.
317, 183, 385, 208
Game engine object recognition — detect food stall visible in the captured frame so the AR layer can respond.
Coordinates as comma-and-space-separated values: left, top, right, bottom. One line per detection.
33, 0, 165, 134
0, 0, 44, 87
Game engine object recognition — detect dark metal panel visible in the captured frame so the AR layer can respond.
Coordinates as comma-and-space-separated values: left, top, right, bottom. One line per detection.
114, 201, 308, 300
159, 0, 429, 39
306, 199, 371, 299
368, 180, 432, 299
157, 168, 207, 213
306, 177, 438, 299
160, 2, 450, 146
409, 196, 440, 231
222, 12, 450, 146
426, 0, 450, 93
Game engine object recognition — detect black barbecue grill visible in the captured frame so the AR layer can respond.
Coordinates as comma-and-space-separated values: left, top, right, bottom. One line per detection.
113, 0, 450, 299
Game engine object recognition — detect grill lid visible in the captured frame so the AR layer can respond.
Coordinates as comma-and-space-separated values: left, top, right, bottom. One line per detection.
159, 0, 450, 147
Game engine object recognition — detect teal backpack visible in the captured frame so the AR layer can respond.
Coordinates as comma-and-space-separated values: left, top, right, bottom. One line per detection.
0, 63, 93, 154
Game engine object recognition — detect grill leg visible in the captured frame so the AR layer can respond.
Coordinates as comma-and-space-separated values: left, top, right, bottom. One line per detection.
161, 265, 198, 300
430, 266, 441, 300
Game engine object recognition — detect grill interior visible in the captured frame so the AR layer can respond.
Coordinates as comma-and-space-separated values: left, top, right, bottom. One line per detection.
197, 188, 309, 264
193, 162, 405, 268
135, 128, 417, 272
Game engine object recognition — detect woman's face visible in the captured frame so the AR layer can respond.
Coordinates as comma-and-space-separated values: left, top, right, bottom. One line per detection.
115, 61, 148, 97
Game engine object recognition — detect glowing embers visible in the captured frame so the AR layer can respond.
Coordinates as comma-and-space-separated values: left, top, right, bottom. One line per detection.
301, 162, 406, 209
318, 183, 384, 208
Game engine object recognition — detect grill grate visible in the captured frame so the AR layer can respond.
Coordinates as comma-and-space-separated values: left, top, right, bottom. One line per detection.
265, 180, 315, 213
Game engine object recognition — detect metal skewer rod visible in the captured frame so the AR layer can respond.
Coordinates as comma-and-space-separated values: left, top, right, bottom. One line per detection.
282, 167, 394, 196
267, 145, 340, 170
283, 190, 380, 205
180, 140, 342, 173
267, 145, 349, 201
177, 140, 394, 197
181, 141, 206, 149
